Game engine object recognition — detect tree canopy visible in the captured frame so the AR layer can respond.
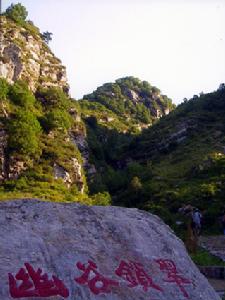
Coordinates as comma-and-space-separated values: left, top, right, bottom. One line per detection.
5, 3, 28, 22
41, 31, 53, 44
8, 109, 41, 157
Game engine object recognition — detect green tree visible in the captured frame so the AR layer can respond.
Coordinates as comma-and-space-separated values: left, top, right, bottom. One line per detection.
9, 81, 35, 108
91, 192, 111, 206
0, 78, 9, 100
41, 31, 53, 44
36, 87, 69, 109
5, 3, 28, 22
8, 109, 41, 157
41, 109, 72, 132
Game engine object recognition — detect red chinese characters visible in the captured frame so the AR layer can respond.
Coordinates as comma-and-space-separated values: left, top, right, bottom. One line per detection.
75, 260, 119, 295
155, 259, 192, 299
8, 263, 69, 298
115, 260, 163, 293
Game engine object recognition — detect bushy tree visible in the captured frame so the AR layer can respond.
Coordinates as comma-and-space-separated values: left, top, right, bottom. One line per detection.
8, 81, 35, 108
0, 78, 9, 100
91, 191, 111, 206
41, 31, 53, 44
36, 87, 69, 109
5, 3, 28, 22
8, 109, 41, 156
41, 109, 72, 132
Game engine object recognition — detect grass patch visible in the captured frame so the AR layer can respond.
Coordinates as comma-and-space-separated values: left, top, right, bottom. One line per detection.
191, 247, 225, 266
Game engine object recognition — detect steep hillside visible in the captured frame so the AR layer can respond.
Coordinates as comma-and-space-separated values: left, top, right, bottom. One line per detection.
77, 77, 174, 193
0, 9, 95, 203
97, 87, 225, 229
0, 77, 88, 201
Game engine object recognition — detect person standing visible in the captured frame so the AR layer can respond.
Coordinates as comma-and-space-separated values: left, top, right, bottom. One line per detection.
192, 208, 202, 236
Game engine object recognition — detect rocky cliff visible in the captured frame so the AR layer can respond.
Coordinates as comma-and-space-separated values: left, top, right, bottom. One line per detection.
0, 16, 69, 93
0, 14, 89, 197
0, 199, 219, 300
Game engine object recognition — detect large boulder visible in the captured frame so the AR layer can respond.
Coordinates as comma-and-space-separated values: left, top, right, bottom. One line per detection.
0, 199, 220, 300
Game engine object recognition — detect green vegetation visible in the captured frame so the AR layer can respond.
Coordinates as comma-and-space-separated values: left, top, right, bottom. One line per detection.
191, 248, 225, 266
82, 86, 225, 235
0, 79, 9, 100
3, 4, 41, 38
37, 87, 73, 132
41, 109, 72, 132
83, 76, 175, 128
1, 69, 225, 238
8, 80, 35, 108
5, 3, 28, 23
8, 109, 41, 157
36, 87, 69, 109
0, 81, 78, 201
0, 78, 115, 205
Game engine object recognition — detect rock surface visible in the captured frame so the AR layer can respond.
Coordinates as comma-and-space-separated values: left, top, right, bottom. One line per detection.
199, 236, 225, 262
0, 199, 220, 300
0, 17, 69, 92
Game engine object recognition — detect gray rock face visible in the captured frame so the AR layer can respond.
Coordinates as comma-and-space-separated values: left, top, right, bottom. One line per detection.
53, 159, 84, 193
0, 199, 220, 300
70, 130, 97, 179
0, 17, 69, 92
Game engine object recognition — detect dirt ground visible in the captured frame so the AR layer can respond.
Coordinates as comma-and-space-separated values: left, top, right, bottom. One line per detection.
208, 278, 225, 298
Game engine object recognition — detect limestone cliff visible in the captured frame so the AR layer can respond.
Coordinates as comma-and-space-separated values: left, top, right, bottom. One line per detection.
0, 14, 93, 198
0, 16, 69, 93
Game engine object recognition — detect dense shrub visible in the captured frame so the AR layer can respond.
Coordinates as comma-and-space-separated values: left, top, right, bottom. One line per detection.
41, 109, 72, 132
0, 78, 9, 100
8, 109, 41, 157
5, 3, 28, 23
36, 87, 69, 109
91, 192, 112, 206
8, 81, 35, 108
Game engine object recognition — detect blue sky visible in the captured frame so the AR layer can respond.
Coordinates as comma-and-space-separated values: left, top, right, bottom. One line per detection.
3, 0, 225, 104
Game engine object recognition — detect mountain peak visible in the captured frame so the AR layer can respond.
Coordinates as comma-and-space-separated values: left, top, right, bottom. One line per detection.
83, 77, 175, 126
0, 15, 69, 93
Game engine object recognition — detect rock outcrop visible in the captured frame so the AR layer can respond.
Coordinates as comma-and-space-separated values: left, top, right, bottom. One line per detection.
53, 158, 85, 193
70, 129, 97, 179
156, 120, 197, 153
0, 199, 219, 300
0, 16, 69, 92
